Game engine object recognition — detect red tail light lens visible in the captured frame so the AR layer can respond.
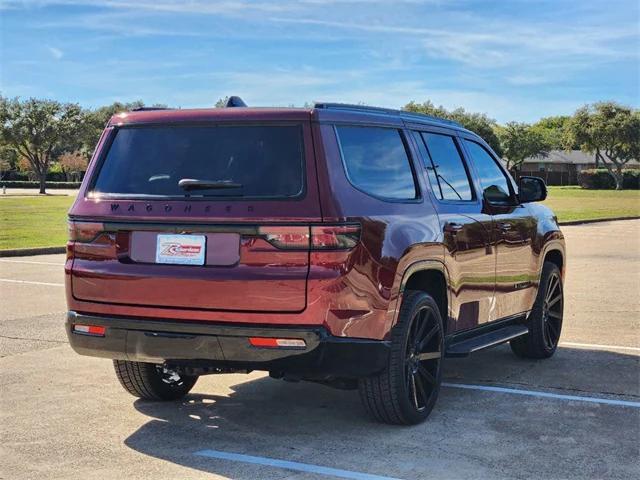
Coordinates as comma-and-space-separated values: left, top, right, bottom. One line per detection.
67, 221, 115, 260
258, 225, 361, 250
311, 224, 361, 250
258, 226, 310, 250
68, 221, 105, 242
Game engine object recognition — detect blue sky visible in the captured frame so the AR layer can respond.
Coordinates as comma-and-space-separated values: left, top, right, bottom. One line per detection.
0, 0, 638, 122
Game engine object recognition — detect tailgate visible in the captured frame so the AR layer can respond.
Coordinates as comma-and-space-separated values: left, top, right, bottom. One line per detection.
69, 117, 321, 314
70, 223, 310, 312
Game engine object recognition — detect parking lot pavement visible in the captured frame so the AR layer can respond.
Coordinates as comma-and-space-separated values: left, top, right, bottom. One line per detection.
1, 220, 638, 480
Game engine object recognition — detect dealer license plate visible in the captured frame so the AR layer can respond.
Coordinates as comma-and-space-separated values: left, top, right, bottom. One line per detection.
155, 234, 206, 265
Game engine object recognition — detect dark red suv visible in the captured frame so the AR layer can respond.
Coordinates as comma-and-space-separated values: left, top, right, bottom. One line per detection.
65, 101, 565, 425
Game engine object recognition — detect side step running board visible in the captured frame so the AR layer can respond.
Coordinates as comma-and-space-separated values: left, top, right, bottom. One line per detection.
445, 325, 529, 358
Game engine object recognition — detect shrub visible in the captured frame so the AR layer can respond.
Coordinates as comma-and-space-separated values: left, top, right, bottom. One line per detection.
46, 171, 68, 182
3, 171, 30, 181
0, 180, 81, 189
622, 170, 640, 189
578, 169, 640, 189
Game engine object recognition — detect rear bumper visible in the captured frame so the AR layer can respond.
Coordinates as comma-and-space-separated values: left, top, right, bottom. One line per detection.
65, 311, 390, 378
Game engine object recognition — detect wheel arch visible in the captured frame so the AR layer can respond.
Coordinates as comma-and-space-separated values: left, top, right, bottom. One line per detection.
543, 248, 564, 276
394, 260, 451, 335
539, 234, 566, 282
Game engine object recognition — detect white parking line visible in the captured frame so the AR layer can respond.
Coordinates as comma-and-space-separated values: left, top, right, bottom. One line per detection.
443, 383, 640, 408
560, 341, 640, 353
194, 449, 403, 480
0, 259, 63, 266
0, 278, 64, 287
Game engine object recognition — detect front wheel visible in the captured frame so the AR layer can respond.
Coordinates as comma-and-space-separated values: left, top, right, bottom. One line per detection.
359, 290, 444, 425
510, 261, 564, 359
113, 360, 198, 400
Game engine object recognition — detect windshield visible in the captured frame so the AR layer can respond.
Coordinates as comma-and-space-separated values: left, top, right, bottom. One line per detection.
90, 124, 304, 198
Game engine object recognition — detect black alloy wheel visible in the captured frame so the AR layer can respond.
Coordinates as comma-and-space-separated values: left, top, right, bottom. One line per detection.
541, 270, 563, 349
404, 305, 443, 412
511, 261, 564, 359
359, 290, 444, 425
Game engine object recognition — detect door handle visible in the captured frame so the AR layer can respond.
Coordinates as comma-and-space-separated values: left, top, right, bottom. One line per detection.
498, 222, 512, 232
444, 223, 464, 233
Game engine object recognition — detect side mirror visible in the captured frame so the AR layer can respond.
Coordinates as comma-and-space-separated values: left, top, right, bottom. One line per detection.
518, 176, 547, 203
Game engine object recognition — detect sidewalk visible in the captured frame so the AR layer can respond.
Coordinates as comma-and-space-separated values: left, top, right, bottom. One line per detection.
0, 188, 79, 197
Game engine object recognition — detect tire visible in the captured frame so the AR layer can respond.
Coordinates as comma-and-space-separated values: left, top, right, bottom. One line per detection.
358, 290, 444, 425
510, 262, 564, 359
113, 360, 198, 401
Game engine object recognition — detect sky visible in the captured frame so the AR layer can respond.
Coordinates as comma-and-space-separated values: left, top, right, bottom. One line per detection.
0, 0, 638, 123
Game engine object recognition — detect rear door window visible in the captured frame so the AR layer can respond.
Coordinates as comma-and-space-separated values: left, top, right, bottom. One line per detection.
336, 126, 417, 200
91, 125, 304, 198
419, 132, 474, 201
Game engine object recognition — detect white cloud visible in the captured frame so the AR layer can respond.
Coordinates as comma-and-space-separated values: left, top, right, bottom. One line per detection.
2, 0, 637, 121
46, 45, 63, 59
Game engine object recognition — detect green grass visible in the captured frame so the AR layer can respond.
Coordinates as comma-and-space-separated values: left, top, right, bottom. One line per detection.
0, 196, 75, 250
544, 186, 640, 223
0, 187, 638, 250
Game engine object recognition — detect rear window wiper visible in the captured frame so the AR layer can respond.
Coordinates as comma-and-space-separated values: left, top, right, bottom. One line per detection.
178, 178, 243, 190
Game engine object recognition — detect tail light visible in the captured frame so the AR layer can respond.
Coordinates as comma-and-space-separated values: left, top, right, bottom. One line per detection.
259, 224, 361, 251
258, 226, 310, 250
67, 221, 115, 260
68, 221, 104, 242
311, 224, 360, 250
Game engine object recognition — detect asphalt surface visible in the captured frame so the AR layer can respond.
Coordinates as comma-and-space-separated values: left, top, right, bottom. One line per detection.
1, 220, 639, 480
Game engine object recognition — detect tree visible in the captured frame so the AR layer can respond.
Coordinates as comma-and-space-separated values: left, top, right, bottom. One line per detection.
496, 122, 549, 173
531, 116, 573, 150
82, 100, 145, 156
404, 100, 503, 155
17, 156, 36, 180
0, 145, 17, 180
59, 151, 88, 181
214, 97, 229, 108
0, 97, 86, 193
0, 158, 10, 181
564, 102, 640, 190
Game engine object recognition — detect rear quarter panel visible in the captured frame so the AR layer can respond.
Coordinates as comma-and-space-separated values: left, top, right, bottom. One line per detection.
312, 122, 443, 339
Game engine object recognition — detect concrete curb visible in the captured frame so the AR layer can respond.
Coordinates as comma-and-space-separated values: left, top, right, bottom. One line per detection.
558, 216, 640, 226
0, 217, 637, 257
0, 246, 66, 257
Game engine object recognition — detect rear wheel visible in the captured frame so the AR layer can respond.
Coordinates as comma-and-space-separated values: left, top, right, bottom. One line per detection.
510, 262, 564, 359
113, 360, 198, 400
359, 290, 444, 425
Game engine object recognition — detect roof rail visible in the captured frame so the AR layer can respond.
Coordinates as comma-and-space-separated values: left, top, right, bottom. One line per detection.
130, 106, 171, 112
313, 102, 462, 127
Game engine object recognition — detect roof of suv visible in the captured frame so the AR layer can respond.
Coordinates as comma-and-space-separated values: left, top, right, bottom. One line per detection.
108, 103, 469, 133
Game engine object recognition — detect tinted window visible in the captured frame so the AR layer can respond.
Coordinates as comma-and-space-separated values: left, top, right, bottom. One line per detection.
420, 132, 473, 201
464, 140, 512, 203
336, 126, 417, 200
92, 125, 304, 198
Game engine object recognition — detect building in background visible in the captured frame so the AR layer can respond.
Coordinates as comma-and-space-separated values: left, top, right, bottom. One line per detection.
520, 151, 640, 186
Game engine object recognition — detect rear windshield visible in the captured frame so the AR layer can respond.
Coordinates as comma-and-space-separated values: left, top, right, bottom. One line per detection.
90, 125, 304, 198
